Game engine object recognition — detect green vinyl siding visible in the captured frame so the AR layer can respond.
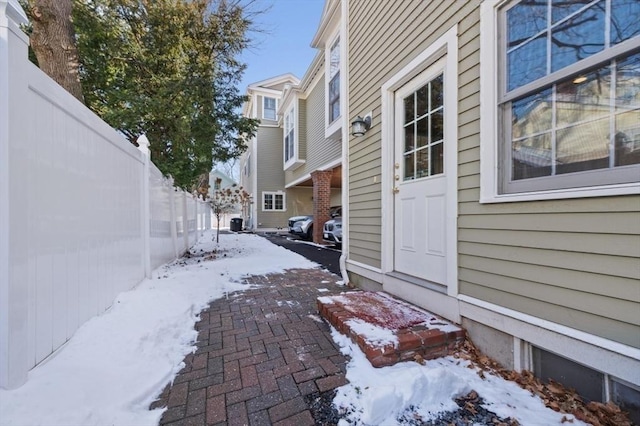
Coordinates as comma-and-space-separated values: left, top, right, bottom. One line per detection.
347, 0, 640, 347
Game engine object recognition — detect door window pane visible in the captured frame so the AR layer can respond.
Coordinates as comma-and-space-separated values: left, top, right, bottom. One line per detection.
404, 125, 414, 152
430, 75, 444, 109
431, 111, 444, 143
404, 94, 414, 124
416, 148, 429, 178
402, 74, 444, 180
431, 143, 444, 175
404, 153, 415, 180
416, 117, 428, 148
401, 73, 444, 181
416, 85, 429, 116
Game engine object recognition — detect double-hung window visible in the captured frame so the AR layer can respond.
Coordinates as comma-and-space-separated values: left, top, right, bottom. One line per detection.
284, 107, 295, 163
329, 38, 340, 123
498, 0, 640, 194
262, 191, 285, 211
263, 96, 277, 121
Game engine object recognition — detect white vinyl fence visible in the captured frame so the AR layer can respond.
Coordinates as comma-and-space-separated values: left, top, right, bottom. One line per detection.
0, 0, 212, 389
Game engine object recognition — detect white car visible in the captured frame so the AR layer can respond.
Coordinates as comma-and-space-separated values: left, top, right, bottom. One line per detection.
288, 215, 313, 240
323, 216, 342, 248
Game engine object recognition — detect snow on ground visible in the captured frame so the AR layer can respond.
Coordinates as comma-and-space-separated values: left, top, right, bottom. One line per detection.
0, 230, 588, 426
0, 231, 317, 426
330, 328, 587, 426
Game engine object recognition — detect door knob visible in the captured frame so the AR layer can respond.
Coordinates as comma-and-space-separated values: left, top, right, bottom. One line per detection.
393, 187, 399, 194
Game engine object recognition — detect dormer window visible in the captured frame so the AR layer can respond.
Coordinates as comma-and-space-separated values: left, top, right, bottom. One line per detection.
329, 38, 340, 123
263, 96, 277, 120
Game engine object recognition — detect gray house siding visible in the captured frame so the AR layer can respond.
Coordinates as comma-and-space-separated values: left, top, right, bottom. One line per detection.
285, 75, 341, 186
347, 0, 640, 350
298, 98, 307, 162
256, 126, 288, 228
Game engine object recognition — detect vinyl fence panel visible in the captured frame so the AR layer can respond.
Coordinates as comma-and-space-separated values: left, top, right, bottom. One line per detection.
0, 1, 209, 389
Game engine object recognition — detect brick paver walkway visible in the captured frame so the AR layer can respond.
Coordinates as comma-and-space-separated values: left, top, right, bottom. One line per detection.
151, 268, 352, 426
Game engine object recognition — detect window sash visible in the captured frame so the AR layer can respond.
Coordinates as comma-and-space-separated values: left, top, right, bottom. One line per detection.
262, 192, 285, 211
284, 109, 295, 162
330, 38, 340, 79
498, 0, 640, 194
329, 73, 340, 123
264, 97, 277, 120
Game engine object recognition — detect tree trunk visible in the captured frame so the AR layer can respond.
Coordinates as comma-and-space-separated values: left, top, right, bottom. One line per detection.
216, 214, 220, 243
27, 0, 84, 103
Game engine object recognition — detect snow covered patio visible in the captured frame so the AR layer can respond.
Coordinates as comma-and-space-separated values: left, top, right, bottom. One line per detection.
317, 292, 465, 367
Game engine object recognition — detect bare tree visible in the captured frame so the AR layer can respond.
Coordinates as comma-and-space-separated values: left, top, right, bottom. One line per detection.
208, 183, 251, 243
23, 0, 84, 102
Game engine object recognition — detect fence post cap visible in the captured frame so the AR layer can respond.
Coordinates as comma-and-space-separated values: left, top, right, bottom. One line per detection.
1, 0, 29, 27
136, 134, 150, 155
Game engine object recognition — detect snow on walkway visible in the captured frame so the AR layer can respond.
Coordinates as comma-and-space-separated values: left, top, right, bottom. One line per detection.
0, 230, 587, 426
0, 231, 317, 426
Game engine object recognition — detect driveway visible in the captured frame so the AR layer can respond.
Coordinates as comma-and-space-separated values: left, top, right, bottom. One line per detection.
260, 234, 342, 276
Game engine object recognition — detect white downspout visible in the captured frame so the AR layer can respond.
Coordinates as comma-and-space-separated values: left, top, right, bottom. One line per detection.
339, 0, 350, 285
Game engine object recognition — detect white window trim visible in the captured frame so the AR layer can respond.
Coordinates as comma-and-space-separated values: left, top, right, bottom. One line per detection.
380, 25, 459, 297
261, 191, 286, 212
325, 32, 342, 140
283, 105, 304, 170
262, 96, 278, 121
479, 0, 640, 204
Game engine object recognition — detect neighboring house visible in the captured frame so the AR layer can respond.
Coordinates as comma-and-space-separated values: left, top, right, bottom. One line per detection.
318, 0, 639, 417
240, 39, 343, 240
207, 169, 236, 195
240, 74, 300, 230
207, 169, 240, 228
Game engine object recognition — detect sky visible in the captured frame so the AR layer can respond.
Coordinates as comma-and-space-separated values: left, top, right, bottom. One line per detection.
239, 0, 326, 92
0, 230, 585, 426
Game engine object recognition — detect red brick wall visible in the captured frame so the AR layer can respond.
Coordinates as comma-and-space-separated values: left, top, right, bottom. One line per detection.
311, 170, 333, 244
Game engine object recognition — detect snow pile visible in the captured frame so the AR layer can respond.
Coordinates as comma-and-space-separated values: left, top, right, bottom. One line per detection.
0, 231, 317, 426
330, 328, 587, 426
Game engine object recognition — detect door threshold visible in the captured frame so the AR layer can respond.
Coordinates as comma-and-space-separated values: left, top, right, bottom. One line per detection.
385, 271, 447, 294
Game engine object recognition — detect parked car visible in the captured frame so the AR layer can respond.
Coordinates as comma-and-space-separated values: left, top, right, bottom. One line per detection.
288, 206, 341, 241
288, 215, 314, 240
323, 216, 342, 248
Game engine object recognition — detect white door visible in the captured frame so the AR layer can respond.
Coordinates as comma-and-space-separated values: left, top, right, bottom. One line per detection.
393, 62, 448, 285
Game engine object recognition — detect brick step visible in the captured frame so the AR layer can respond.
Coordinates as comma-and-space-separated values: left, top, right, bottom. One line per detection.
317, 291, 465, 367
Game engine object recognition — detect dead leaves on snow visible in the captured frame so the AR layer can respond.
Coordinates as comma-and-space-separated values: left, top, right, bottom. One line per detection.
455, 339, 632, 426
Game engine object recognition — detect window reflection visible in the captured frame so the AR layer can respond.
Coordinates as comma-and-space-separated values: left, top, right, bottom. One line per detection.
402, 75, 444, 181
511, 52, 640, 180
505, 0, 640, 92
551, 2, 606, 72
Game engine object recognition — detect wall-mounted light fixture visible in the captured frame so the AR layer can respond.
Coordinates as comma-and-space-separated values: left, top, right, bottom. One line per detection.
351, 114, 372, 137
